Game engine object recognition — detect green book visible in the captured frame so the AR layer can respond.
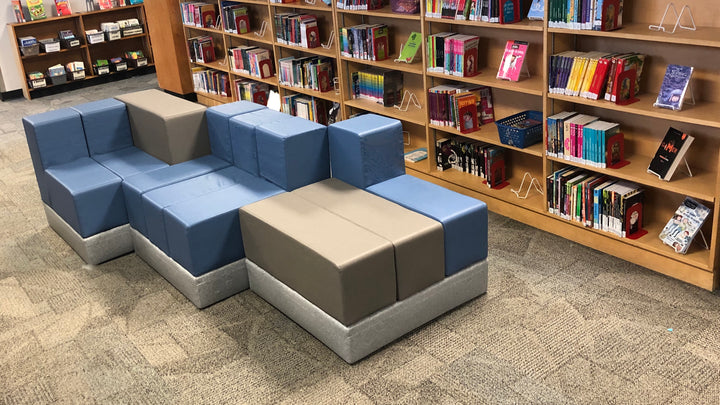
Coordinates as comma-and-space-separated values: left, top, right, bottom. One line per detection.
398, 32, 421, 64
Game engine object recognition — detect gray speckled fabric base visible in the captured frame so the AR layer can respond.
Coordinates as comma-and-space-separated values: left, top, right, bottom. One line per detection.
131, 229, 248, 308
44, 204, 133, 265
247, 259, 488, 364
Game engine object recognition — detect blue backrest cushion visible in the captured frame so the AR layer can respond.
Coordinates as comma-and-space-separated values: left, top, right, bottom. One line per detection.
72, 98, 133, 155
206, 101, 267, 163
228, 109, 293, 176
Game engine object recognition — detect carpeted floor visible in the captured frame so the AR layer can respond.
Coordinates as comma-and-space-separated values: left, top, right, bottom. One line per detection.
2, 74, 720, 404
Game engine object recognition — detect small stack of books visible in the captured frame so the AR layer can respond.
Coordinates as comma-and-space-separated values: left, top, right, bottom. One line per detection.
436, 137, 507, 188
428, 84, 494, 132
339, 24, 390, 61
187, 36, 215, 63
278, 56, 334, 93
281, 96, 336, 125
274, 13, 320, 48
229, 46, 274, 79
350, 68, 403, 107
547, 168, 644, 238
426, 33, 479, 77
547, 0, 623, 30
546, 111, 626, 168
221, 3, 250, 34
180, 2, 218, 28
549, 51, 645, 103
235, 80, 270, 105
192, 68, 230, 96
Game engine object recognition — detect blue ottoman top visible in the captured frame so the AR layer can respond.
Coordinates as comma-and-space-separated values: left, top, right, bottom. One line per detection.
206, 101, 267, 163
328, 114, 405, 189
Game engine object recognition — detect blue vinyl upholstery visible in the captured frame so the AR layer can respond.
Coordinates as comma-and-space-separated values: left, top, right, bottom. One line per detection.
93, 147, 168, 179
367, 174, 488, 276
328, 114, 405, 189
228, 109, 293, 176
164, 174, 283, 276
122, 155, 230, 235
255, 116, 330, 191
206, 101, 266, 163
72, 98, 133, 155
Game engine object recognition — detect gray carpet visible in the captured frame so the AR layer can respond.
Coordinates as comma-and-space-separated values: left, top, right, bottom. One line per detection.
2, 75, 720, 404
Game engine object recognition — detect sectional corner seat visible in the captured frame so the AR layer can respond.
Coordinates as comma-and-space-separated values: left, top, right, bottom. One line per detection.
23, 92, 489, 363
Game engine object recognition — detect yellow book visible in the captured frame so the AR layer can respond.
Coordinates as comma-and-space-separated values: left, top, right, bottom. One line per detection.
572, 57, 589, 96
565, 55, 585, 96
580, 58, 599, 98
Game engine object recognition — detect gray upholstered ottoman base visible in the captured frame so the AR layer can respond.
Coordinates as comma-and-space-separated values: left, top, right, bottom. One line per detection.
131, 229, 248, 308
247, 259, 488, 364
44, 204, 133, 265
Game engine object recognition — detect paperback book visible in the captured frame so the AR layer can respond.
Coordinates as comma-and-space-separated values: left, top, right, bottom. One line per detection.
647, 127, 694, 181
497, 40, 528, 81
659, 197, 711, 254
654, 64, 694, 111
13, 0, 25, 22
26, 0, 46, 20
54, 0, 72, 16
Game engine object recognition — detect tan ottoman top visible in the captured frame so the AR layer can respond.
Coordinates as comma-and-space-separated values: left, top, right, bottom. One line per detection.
239, 192, 397, 326
292, 178, 445, 300
115, 89, 206, 117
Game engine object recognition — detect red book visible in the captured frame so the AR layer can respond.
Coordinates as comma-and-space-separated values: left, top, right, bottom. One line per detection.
460, 36, 479, 77
235, 14, 250, 34
201, 4, 217, 29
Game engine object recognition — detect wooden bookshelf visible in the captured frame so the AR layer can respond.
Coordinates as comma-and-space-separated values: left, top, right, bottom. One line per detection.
9, 4, 153, 100
177, 0, 720, 291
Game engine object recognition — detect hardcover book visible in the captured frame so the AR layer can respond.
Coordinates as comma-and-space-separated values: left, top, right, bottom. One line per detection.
647, 127, 694, 181
54, 0, 72, 15
97, 0, 113, 10
496, 40, 528, 81
13, 0, 25, 22
659, 197, 711, 254
499, 0, 520, 24
654, 64, 694, 111
527, 0, 544, 20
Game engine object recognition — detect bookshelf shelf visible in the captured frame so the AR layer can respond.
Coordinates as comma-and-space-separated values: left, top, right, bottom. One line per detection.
424, 16, 544, 31
86, 33, 149, 46
340, 56, 423, 75
426, 70, 545, 96
548, 94, 720, 130
21, 46, 87, 60
338, 7, 422, 21
345, 98, 426, 125
231, 71, 279, 86
177, 0, 720, 291
184, 25, 226, 35
192, 59, 231, 72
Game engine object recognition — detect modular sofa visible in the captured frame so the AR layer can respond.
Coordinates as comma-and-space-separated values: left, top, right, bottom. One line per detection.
23, 91, 488, 363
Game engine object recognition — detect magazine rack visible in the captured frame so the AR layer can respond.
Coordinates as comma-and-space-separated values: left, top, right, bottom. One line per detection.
649, 3, 696, 34
511, 172, 543, 200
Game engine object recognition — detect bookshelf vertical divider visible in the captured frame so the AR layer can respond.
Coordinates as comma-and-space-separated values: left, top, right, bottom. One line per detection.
178, 0, 720, 291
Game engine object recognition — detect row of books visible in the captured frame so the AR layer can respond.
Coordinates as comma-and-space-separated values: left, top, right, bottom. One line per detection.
229, 46, 274, 79
436, 137, 507, 188
546, 111, 624, 168
547, 0, 623, 31
281, 95, 337, 125
339, 24, 389, 62
274, 13, 321, 48
192, 68, 230, 96
549, 51, 645, 102
426, 33, 479, 78
428, 84, 494, 133
350, 69, 403, 107
180, 2, 217, 28
278, 56, 334, 93
336, 0, 382, 10
426, 0, 523, 24
235, 79, 270, 106
547, 168, 643, 238
187, 35, 215, 64
220, 2, 250, 34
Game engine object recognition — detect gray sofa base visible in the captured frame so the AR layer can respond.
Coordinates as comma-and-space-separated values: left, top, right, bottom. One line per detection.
44, 204, 133, 265
131, 229, 249, 308
247, 259, 488, 364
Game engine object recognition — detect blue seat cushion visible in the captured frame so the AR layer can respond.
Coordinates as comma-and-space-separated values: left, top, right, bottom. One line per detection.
141, 166, 251, 253
328, 114, 405, 189
22, 108, 88, 204
367, 174, 488, 276
72, 98, 133, 155
93, 146, 168, 179
122, 155, 229, 235
45, 157, 126, 238
228, 109, 293, 176
256, 116, 330, 191
164, 175, 284, 276
206, 101, 266, 163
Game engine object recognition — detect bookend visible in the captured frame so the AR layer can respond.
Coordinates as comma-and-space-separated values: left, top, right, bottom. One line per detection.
511, 172, 543, 199
333, 77, 340, 94
684, 80, 696, 106
485, 180, 509, 190
694, 230, 710, 250
403, 131, 410, 146
395, 90, 421, 112
254, 20, 268, 38
649, 3, 696, 34
519, 62, 530, 79
613, 68, 639, 106
321, 31, 335, 50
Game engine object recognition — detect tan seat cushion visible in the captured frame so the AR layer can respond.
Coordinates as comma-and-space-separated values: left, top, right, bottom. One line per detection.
239, 192, 396, 326
115, 89, 210, 164
292, 178, 444, 300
